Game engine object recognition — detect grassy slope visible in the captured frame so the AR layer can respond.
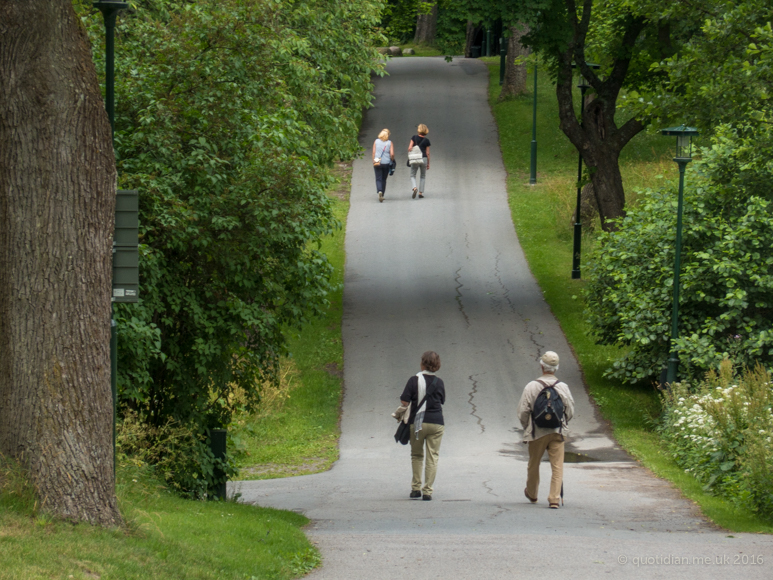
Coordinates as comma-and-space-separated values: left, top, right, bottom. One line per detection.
233, 165, 349, 480
486, 63, 773, 534
0, 461, 317, 580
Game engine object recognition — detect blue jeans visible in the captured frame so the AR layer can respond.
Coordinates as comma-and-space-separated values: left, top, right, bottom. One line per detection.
374, 164, 390, 194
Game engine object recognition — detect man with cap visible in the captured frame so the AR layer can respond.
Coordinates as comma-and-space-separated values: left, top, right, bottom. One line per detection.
517, 351, 575, 508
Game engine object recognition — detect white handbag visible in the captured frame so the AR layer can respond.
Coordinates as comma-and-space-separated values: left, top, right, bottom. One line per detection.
408, 145, 424, 163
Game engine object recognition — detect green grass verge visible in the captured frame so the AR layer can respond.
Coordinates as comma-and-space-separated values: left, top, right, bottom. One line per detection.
232, 164, 349, 480
398, 43, 443, 57
485, 63, 773, 534
0, 460, 317, 580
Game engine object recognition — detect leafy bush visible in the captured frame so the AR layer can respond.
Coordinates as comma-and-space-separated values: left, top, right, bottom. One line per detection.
435, 1, 468, 55
77, 0, 384, 495
585, 125, 773, 383
117, 411, 236, 500
660, 362, 773, 520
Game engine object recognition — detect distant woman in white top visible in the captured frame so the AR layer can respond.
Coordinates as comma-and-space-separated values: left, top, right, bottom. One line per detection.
408, 124, 431, 199
372, 128, 395, 203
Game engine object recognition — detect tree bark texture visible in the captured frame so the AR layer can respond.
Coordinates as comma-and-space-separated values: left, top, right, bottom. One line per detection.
414, 2, 438, 45
498, 25, 530, 101
572, 183, 599, 230
0, 0, 122, 526
555, 0, 646, 231
464, 21, 482, 58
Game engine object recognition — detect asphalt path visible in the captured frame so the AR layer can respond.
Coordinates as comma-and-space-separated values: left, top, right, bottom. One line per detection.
234, 57, 773, 579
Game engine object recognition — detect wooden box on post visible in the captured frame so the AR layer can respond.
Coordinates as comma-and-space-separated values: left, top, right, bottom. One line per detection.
113, 189, 139, 303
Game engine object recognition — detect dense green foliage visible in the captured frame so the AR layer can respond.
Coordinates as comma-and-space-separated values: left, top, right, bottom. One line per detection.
585, 1, 773, 384
585, 173, 773, 383
78, 0, 383, 496
628, 0, 773, 131
435, 2, 468, 55
382, 0, 420, 43
380, 0, 467, 52
660, 363, 773, 521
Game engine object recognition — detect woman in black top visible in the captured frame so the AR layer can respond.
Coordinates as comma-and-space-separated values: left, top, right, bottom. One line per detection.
400, 350, 445, 500
407, 123, 431, 199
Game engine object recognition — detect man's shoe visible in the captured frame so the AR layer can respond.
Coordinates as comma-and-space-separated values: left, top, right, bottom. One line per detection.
524, 488, 538, 503
378, 191, 384, 203
412, 188, 417, 199
422, 494, 432, 501
410, 490, 421, 499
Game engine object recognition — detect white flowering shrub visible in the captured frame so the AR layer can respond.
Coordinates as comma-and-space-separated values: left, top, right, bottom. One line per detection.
661, 361, 773, 521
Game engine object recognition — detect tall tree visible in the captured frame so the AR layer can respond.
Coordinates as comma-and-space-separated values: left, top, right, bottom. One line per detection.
0, 0, 121, 526
458, 2, 531, 98
498, 24, 530, 100
464, 20, 483, 57
522, 0, 689, 230
415, 1, 438, 44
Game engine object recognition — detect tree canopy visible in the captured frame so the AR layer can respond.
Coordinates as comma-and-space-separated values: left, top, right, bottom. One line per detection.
75, 0, 384, 496
585, 1, 773, 383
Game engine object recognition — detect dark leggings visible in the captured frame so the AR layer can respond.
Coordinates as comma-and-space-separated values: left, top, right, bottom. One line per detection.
374, 164, 390, 194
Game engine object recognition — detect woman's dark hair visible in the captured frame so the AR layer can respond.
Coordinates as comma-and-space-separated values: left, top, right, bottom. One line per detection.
421, 351, 441, 372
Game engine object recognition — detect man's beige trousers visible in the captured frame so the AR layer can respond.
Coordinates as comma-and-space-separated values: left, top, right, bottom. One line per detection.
526, 432, 564, 505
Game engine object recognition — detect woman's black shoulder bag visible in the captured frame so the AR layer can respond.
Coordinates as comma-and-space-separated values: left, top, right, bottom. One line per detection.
394, 377, 436, 445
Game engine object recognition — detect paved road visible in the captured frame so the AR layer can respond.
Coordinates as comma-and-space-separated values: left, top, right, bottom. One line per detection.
234, 57, 773, 579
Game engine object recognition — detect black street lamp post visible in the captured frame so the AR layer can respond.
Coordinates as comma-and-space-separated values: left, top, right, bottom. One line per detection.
499, 37, 506, 85
94, 1, 128, 137
661, 125, 699, 386
529, 60, 538, 185
570, 62, 600, 279
94, 0, 129, 474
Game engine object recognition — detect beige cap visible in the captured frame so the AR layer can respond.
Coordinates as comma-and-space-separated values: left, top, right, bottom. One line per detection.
540, 351, 559, 366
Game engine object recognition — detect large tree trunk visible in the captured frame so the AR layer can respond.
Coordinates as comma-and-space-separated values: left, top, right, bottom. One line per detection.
0, 0, 122, 526
464, 20, 482, 58
554, 13, 647, 231
414, 2, 438, 45
498, 25, 530, 101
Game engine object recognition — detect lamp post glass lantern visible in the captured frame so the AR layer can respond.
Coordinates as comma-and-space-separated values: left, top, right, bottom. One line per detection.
570, 62, 600, 279
660, 125, 699, 386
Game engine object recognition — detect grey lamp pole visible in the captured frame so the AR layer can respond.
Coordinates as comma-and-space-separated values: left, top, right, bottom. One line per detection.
486, 28, 492, 56
94, 0, 129, 474
570, 62, 600, 279
661, 125, 699, 385
529, 61, 538, 185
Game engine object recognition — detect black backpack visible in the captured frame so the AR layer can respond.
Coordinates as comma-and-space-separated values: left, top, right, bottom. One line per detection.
531, 379, 565, 435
